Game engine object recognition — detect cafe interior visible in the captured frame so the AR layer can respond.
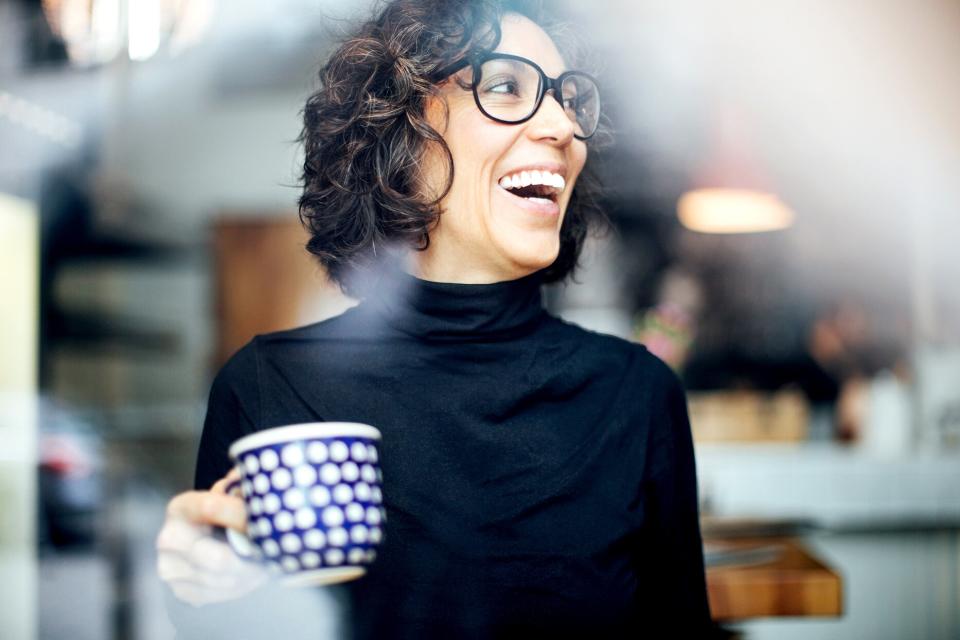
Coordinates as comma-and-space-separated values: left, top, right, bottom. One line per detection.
2, 0, 959, 638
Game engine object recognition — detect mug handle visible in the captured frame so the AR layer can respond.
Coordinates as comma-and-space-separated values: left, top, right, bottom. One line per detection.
222, 477, 261, 560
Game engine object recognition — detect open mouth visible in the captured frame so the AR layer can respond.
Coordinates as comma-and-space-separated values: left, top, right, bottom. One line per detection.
497, 170, 565, 206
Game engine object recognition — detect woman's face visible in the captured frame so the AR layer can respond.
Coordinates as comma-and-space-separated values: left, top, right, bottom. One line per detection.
418, 13, 588, 282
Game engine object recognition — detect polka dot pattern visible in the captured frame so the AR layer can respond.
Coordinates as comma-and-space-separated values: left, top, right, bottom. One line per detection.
281, 443, 304, 467
263, 493, 281, 514
283, 488, 304, 511
230, 435, 384, 575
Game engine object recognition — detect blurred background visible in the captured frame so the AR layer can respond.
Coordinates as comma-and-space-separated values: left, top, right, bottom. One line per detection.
1, 0, 959, 638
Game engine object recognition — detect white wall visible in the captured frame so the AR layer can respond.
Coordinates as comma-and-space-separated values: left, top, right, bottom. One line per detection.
0, 193, 39, 640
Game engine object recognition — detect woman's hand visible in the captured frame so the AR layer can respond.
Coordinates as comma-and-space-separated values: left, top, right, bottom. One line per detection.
156, 468, 271, 607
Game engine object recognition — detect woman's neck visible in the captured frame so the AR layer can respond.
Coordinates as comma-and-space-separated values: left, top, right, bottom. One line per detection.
405, 247, 536, 285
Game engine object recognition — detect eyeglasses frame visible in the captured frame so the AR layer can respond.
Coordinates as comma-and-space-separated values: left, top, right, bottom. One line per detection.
432, 51, 600, 141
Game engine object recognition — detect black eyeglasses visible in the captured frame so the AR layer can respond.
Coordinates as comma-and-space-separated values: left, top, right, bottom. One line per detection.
433, 51, 601, 140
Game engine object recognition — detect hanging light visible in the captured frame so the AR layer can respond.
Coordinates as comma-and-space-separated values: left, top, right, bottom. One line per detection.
677, 104, 796, 234
678, 188, 794, 234
40, 0, 214, 65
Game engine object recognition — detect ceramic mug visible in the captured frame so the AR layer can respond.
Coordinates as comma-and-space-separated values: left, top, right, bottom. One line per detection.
223, 422, 385, 587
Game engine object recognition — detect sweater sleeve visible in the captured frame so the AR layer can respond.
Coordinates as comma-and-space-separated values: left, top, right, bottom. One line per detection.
633, 358, 714, 636
163, 339, 267, 639
193, 339, 262, 490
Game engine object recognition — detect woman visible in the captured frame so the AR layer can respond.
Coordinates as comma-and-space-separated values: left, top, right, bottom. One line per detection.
156, 1, 713, 637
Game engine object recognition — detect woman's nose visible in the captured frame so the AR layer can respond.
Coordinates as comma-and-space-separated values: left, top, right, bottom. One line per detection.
526, 89, 576, 145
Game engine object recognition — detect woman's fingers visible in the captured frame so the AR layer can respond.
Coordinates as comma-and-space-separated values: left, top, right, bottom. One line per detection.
156, 518, 208, 553
210, 467, 241, 495
166, 490, 247, 532
157, 482, 272, 607
159, 552, 246, 591
187, 535, 246, 574
163, 553, 272, 606
157, 519, 271, 600
157, 550, 197, 583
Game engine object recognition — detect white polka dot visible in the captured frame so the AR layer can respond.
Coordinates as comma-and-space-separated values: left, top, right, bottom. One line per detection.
271, 468, 292, 491
274, 511, 294, 532
350, 524, 368, 544
293, 464, 317, 487
366, 506, 381, 526
246, 523, 258, 538
295, 507, 317, 529
281, 533, 302, 554
253, 474, 270, 494
241, 480, 253, 497
257, 517, 272, 537
340, 461, 360, 483
243, 454, 260, 475
367, 445, 378, 463
282, 556, 300, 572
320, 463, 341, 485
333, 484, 353, 505
368, 527, 382, 544
262, 538, 280, 557
350, 442, 367, 462
345, 503, 365, 522
370, 487, 383, 504
365, 549, 377, 563
353, 482, 371, 502
267, 561, 283, 575
301, 551, 320, 568
281, 443, 304, 467
283, 488, 305, 510
306, 441, 328, 464
322, 505, 344, 527
327, 527, 348, 547
250, 496, 263, 515
304, 529, 326, 549
260, 449, 279, 472
263, 493, 281, 514
329, 441, 349, 463
324, 549, 345, 566
348, 548, 365, 564
360, 464, 376, 483
309, 485, 330, 507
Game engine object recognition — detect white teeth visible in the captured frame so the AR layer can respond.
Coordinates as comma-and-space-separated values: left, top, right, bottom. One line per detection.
498, 169, 566, 193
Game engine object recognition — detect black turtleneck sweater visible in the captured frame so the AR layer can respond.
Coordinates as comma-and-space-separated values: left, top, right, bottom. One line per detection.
171, 268, 713, 639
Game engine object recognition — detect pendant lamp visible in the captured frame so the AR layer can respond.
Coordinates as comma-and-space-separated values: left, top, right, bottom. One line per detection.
678, 105, 795, 234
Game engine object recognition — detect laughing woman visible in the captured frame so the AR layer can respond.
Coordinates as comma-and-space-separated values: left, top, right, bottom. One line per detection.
157, 1, 714, 637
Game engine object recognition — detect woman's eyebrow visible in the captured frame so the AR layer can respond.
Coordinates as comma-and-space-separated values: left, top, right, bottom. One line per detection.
494, 54, 570, 76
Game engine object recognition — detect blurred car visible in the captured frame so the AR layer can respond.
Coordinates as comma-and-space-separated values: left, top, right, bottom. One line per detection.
37, 400, 104, 550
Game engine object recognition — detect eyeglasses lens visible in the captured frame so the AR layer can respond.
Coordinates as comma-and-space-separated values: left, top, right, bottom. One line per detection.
474, 58, 599, 138
561, 74, 600, 139
474, 58, 542, 122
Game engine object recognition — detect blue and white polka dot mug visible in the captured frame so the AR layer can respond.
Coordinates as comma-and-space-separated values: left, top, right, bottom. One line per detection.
224, 422, 385, 587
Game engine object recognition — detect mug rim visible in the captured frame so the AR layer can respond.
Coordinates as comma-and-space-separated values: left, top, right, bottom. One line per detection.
229, 422, 381, 460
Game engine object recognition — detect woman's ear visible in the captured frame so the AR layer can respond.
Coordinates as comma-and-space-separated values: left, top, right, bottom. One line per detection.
423, 92, 449, 136
414, 92, 454, 204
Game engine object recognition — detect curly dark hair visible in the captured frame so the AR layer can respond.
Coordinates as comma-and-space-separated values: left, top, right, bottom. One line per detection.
298, 0, 610, 296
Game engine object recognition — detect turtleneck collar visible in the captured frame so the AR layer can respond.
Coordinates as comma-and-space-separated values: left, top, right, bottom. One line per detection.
360, 266, 547, 342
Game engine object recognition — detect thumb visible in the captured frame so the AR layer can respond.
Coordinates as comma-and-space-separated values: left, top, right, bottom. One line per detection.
210, 467, 242, 495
